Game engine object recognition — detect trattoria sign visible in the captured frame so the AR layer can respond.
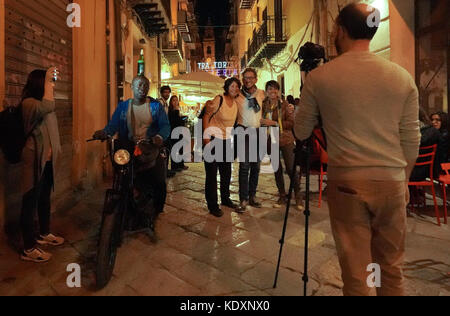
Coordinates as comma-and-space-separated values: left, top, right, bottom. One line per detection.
197, 61, 231, 70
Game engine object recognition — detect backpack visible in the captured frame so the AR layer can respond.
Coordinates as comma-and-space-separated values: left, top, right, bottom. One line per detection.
0, 104, 37, 164
198, 95, 223, 122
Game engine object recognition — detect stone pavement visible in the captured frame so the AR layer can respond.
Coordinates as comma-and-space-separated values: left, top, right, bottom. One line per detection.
0, 163, 449, 296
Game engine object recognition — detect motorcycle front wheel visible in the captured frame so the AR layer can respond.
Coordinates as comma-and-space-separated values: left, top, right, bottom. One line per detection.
96, 194, 122, 289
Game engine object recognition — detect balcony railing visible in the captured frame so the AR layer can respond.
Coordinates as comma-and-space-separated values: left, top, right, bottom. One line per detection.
247, 16, 287, 68
163, 32, 184, 65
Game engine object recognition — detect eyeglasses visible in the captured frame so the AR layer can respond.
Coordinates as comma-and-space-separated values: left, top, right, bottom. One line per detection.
243, 76, 256, 80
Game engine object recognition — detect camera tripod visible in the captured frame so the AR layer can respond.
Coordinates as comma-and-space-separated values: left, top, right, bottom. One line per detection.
273, 136, 313, 296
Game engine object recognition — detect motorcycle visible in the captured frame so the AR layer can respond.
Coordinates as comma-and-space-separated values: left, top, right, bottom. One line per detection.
87, 136, 163, 289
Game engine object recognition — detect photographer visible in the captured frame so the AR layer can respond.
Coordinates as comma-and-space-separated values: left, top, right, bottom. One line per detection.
294, 3, 420, 296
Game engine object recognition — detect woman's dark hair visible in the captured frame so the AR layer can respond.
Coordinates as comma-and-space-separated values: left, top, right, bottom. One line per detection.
419, 106, 431, 126
287, 95, 295, 105
223, 77, 242, 96
430, 111, 448, 132
168, 95, 179, 112
337, 3, 379, 40
265, 80, 280, 91
21, 69, 46, 101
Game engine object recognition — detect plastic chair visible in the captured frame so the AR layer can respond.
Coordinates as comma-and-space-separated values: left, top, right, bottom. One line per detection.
437, 163, 450, 225
408, 144, 441, 225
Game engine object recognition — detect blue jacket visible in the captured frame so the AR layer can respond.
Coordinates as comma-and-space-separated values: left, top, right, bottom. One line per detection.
103, 99, 171, 142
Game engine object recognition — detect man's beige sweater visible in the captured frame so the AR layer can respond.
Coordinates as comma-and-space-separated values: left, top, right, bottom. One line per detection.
294, 51, 420, 181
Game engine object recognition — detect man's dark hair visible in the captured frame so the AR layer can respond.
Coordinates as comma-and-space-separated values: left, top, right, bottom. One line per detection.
265, 80, 280, 91
337, 3, 379, 40
242, 68, 257, 78
160, 85, 171, 94
223, 77, 242, 96
22, 69, 46, 101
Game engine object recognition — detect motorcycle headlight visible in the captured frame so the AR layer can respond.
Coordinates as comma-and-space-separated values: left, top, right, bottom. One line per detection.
114, 149, 130, 165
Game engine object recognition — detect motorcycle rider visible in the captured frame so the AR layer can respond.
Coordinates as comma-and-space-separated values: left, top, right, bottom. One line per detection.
93, 75, 171, 233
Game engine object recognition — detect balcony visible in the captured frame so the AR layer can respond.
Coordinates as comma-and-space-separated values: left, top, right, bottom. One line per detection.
177, 10, 192, 42
247, 16, 287, 68
132, 1, 171, 37
163, 33, 184, 65
240, 0, 256, 9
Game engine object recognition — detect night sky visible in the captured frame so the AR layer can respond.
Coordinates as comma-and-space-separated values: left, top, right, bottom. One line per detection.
194, 0, 231, 60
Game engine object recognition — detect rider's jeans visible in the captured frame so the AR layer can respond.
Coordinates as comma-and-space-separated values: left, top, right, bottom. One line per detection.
135, 154, 167, 215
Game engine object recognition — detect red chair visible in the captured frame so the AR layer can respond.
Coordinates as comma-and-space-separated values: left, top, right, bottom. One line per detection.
408, 144, 441, 225
315, 139, 328, 208
437, 163, 450, 225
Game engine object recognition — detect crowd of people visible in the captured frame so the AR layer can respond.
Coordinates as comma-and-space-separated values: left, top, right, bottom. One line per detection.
7, 2, 442, 297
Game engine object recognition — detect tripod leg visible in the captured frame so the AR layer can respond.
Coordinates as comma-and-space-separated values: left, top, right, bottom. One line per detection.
273, 151, 299, 288
302, 138, 312, 296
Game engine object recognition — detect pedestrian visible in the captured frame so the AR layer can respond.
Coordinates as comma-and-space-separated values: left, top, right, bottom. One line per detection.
158, 85, 176, 178
261, 81, 304, 210
294, 3, 420, 296
236, 68, 266, 212
203, 77, 241, 217
168, 95, 189, 172
20, 68, 64, 263
158, 86, 171, 115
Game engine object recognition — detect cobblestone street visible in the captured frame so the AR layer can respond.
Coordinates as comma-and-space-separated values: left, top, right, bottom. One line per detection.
1, 163, 449, 296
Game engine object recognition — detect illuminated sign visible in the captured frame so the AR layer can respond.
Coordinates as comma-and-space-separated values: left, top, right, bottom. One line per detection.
197, 62, 230, 70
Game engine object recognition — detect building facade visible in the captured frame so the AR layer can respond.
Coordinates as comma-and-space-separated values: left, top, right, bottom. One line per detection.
237, 0, 448, 112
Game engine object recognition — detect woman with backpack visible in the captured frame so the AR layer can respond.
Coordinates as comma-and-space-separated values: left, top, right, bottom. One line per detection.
202, 77, 242, 217
20, 68, 64, 263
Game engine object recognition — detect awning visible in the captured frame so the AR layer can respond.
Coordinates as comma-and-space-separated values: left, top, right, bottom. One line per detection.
161, 71, 225, 99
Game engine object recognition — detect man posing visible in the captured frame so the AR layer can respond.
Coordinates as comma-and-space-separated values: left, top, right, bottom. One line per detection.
94, 76, 171, 233
294, 4, 420, 296
236, 68, 266, 212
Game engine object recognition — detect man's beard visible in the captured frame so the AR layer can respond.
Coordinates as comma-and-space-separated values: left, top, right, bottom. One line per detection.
335, 38, 343, 55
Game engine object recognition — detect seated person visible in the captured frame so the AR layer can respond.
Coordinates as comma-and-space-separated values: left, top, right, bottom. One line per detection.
430, 111, 449, 165
410, 107, 440, 181
93, 75, 171, 229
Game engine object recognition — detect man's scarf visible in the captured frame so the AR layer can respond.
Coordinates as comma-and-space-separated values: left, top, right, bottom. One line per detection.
241, 88, 261, 113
